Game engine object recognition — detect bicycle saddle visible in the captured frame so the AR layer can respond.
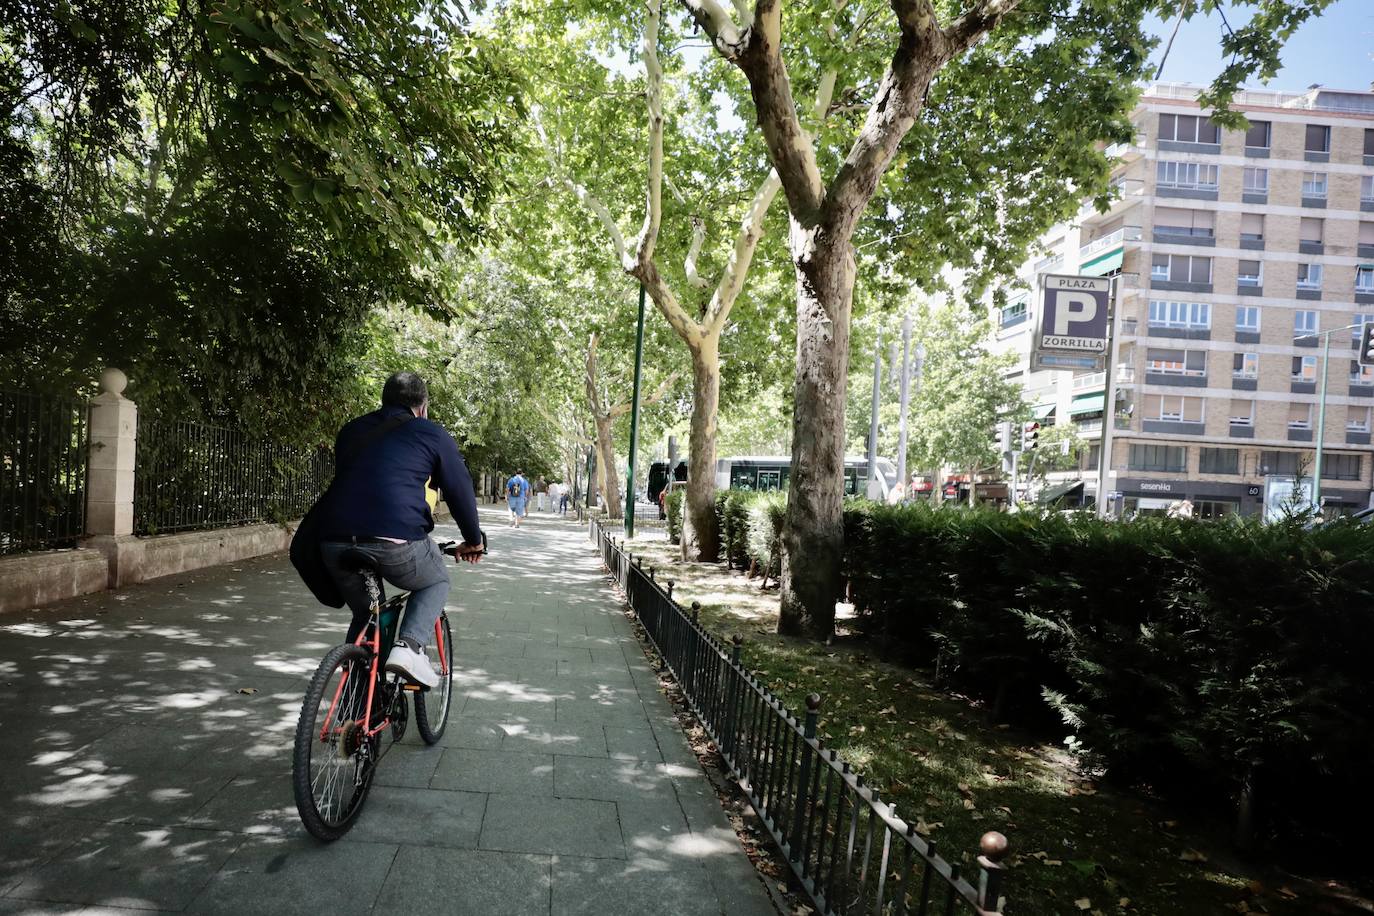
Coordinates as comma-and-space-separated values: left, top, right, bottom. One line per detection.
338, 547, 380, 574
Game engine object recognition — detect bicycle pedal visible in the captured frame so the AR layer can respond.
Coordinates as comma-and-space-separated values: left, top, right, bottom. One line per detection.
402, 683, 423, 692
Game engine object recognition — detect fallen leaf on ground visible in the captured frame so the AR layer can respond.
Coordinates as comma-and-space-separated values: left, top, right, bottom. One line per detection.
236, 687, 258, 695
1179, 849, 1208, 863
1074, 899, 1092, 910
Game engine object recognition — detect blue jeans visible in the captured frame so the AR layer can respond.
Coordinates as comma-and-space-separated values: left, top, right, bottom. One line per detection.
321, 539, 450, 646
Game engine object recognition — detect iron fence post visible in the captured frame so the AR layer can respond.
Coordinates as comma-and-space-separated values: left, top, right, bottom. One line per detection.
789, 693, 820, 861
723, 634, 743, 762
976, 832, 1009, 912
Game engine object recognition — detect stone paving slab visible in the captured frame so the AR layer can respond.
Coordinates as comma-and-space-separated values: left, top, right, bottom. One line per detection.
0, 507, 777, 914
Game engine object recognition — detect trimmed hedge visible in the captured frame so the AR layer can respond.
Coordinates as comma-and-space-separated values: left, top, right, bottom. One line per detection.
665, 490, 684, 545
841, 502, 1374, 845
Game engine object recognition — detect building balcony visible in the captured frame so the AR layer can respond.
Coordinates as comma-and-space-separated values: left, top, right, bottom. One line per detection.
1072, 371, 1106, 391
1079, 226, 1142, 263
1080, 178, 1145, 220
1034, 252, 1065, 274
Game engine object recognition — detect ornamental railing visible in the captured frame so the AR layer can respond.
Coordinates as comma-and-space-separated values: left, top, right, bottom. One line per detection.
134, 417, 332, 535
592, 519, 1010, 916
0, 391, 88, 555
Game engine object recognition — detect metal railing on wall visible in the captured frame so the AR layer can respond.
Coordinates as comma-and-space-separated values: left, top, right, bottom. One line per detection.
0, 391, 89, 555
592, 519, 1010, 916
135, 417, 332, 535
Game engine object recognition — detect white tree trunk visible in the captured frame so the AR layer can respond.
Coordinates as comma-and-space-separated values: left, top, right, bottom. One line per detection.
595, 415, 623, 520
682, 336, 721, 560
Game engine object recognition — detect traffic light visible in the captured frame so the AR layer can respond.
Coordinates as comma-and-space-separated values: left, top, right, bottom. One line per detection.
1022, 421, 1040, 451
1360, 322, 1374, 368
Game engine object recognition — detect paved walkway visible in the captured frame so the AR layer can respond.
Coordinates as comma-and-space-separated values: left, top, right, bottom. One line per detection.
0, 508, 777, 915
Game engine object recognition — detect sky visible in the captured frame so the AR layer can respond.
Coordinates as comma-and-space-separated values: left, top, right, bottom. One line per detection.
1144, 0, 1373, 92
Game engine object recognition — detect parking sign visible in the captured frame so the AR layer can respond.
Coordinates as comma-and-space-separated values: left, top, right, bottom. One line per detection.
1033, 274, 1112, 369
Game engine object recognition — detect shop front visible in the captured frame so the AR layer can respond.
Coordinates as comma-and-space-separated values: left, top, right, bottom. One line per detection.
1114, 477, 1373, 519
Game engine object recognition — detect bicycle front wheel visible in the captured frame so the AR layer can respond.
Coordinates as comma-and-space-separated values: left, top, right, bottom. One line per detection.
292, 644, 377, 841
414, 613, 453, 744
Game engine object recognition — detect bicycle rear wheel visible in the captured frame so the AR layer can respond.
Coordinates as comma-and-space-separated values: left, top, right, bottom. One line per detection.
414, 613, 453, 744
292, 644, 377, 841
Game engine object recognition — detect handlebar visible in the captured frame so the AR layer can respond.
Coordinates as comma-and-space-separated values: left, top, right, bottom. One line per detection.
438, 531, 487, 557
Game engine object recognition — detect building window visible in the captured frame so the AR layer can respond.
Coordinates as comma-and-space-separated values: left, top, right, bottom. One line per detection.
1288, 403, 1312, 429
1147, 348, 1206, 376
1229, 399, 1254, 427
1365, 129, 1374, 157
1246, 120, 1272, 150
1354, 314, 1374, 342
1237, 260, 1262, 287
1351, 360, 1374, 386
1296, 263, 1323, 290
1144, 394, 1203, 423
1194, 499, 1240, 520
1299, 217, 1323, 246
1235, 306, 1260, 332
1159, 113, 1220, 144
1349, 407, 1372, 433
1242, 167, 1268, 193
1292, 355, 1318, 381
1154, 206, 1213, 238
1233, 352, 1258, 378
1364, 176, 1374, 203
1361, 222, 1374, 248
1156, 160, 1219, 190
1128, 444, 1187, 472
1199, 447, 1240, 475
1260, 451, 1305, 476
1148, 300, 1211, 329
1321, 453, 1361, 481
1151, 254, 1211, 285
1294, 310, 1318, 337
1357, 266, 1374, 293
1240, 213, 1264, 242
1000, 300, 1027, 327
1302, 172, 1328, 198
1304, 124, 1331, 153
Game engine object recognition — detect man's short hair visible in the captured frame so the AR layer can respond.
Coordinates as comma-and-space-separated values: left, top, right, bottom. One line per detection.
382, 371, 428, 411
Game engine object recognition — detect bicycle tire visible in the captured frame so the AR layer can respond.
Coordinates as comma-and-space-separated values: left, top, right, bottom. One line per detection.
292, 643, 377, 841
414, 613, 453, 744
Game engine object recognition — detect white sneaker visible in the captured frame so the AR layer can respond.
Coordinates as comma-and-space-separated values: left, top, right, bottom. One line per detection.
385, 644, 439, 689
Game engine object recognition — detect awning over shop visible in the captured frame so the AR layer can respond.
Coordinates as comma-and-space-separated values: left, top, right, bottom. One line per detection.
1038, 479, 1085, 504
1080, 250, 1124, 277
1033, 402, 1057, 420
1069, 394, 1105, 416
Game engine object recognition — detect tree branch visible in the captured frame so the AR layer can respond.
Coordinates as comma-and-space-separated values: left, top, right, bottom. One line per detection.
942, 0, 1022, 57
684, 216, 712, 289
685, 0, 825, 220
705, 169, 781, 334
608, 369, 685, 418
536, 110, 636, 272
634, 0, 666, 270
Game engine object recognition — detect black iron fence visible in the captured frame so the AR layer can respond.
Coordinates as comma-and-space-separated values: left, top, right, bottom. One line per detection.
135, 418, 332, 535
593, 519, 1010, 916
0, 391, 89, 555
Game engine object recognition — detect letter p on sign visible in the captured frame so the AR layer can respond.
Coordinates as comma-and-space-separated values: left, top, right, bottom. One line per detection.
1053, 292, 1098, 336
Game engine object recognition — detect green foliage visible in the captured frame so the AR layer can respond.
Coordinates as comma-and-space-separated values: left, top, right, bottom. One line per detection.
665, 489, 685, 545
1, 0, 520, 444
744, 491, 787, 578
841, 502, 1374, 844
714, 490, 752, 570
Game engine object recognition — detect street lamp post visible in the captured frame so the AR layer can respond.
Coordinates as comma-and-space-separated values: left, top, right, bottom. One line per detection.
896, 314, 913, 494
1303, 323, 1359, 513
865, 331, 883, 498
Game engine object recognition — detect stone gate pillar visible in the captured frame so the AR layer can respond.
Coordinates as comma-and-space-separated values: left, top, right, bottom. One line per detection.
84, 369, 144, 585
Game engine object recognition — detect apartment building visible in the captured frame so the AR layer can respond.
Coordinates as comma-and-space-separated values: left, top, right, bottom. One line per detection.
992, 82, 1374, 518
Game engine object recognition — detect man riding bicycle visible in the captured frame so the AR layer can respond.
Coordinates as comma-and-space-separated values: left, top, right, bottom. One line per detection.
318, 371, 484, 688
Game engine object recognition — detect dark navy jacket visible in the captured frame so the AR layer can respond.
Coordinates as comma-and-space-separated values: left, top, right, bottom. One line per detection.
321, 405, 483, 545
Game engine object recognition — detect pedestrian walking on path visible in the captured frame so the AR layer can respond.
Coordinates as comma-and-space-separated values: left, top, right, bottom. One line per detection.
505, 470, 531, 527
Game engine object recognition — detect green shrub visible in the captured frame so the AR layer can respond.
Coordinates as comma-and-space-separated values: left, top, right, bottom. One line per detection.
840, 503, 1374, 845
665, 490, 685, 545
745, 491, 786, 578
715, 490, 751, 569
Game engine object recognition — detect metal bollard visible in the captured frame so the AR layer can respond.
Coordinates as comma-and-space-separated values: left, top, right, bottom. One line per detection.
976, 831, 1009, 912
789, 693, 821, 859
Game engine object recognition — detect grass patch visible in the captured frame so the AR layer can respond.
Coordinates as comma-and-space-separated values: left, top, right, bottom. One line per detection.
626, 534, 1368, 916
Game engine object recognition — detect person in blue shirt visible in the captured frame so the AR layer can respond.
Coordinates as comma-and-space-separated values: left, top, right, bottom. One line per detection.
505, 471, 531, 527
319, 371, 484, 688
